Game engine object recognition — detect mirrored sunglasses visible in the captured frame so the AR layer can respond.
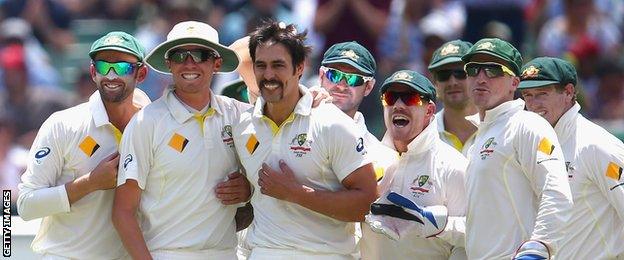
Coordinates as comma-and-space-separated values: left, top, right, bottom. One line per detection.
167, 49, 219, 64
434, 69, 467, 82
381, 91, 426, 106
93, 60, 141, 76
464, 62, 516, 78
320, 66, 373, 87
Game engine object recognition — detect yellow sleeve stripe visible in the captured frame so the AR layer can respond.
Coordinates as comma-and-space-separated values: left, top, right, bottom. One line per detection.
538, 137, 555, 155
606, 162, 623, 181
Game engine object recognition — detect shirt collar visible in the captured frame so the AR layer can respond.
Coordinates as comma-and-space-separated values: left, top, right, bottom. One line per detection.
252, 84, 313, 119
89, 88, 151, 127
482, 99, 525, 124
165, 87, 222, 124
553, 103, 580, 143
435, 109, 445, 133
353, 111, 368, 132
381, 117, 438, 155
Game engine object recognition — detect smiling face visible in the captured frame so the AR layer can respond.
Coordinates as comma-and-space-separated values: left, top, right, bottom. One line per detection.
466, 54, 519, 113
383, 83, 436, 152
166, 45, 222, 96
432, 62, 471, 110
91, 50, 147, 103
253, 41, 303, 104
521, 84, 575, 126
319, 63, 374, 117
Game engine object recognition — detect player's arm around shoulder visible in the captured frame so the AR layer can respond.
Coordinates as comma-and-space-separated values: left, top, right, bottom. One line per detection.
17, 112, 69, 220
435, 144, 468, 247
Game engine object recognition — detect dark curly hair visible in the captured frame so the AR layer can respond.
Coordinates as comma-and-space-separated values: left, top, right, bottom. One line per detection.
248, 20, 311, 72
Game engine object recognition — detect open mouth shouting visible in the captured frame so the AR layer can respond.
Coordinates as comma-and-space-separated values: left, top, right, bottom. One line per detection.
392, 114, 410, 128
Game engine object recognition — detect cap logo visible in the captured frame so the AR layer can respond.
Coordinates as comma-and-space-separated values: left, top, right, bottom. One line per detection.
521, 66, 540, 79
477, 42, 495, 51
392, 71, 413, 81
103, 35, 124, 45
340, 50, 359, 61
187, 26, 196, 34
440, 44, 459, 56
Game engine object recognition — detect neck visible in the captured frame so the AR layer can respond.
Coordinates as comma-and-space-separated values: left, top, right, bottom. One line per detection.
264, 89, 302, 126
443, 104, 478, 143
175, 87, 212, 111
346, 109, 357, 119
393, 140, 409, 154
103, 96, 140, 132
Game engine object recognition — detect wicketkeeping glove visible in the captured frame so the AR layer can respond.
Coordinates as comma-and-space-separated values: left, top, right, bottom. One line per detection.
513, 240, 551, 260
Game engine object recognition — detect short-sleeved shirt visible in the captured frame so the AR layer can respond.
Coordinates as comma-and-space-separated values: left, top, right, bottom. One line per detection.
233, 85, 371, 255
118, 88, 251, 252
18, 89, 150, 259
354, 111, 398, 180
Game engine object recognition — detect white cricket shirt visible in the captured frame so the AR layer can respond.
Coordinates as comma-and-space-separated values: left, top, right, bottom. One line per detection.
435, 109, 479, 156
353, 111, 398, 180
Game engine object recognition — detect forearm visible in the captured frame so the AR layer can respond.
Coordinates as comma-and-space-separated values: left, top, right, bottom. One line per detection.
65, 174, 95, 205
17, 184, 70, 221
292, 186, 375, 222
112, 209, 152, 260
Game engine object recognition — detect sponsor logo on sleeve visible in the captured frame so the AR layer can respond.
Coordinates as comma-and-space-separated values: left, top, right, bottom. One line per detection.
606, 162, 624, 191
123, 154, 133, 170
34, 147, 51, 165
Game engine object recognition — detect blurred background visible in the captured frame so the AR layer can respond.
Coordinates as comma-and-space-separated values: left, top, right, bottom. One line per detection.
0, 0, 623, 217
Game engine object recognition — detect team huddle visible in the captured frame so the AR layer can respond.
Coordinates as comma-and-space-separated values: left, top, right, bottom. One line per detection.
16, 19, 624, 260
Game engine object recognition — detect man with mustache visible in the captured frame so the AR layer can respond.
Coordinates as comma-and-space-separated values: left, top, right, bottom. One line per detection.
113, 21, 252, 259
232, 20, 377, 259
318, 41, 397, 182
519, 57, 624, 259
17, 31, 151, 259
427, 40, 478, 156
362, 70, 468, 260
461, 38, 573, 259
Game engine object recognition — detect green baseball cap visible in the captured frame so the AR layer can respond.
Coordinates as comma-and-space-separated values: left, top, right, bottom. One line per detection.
518, 57, 577, 89
428, 40, 473, 71
220, 78, 249, 103
461, 38, 522, 75
89, 31, 145, 61
380, 70, 437, 102
321, 41, 376, 76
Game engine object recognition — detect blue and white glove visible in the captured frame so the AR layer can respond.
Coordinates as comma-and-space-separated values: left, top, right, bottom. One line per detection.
513, 240, 551, 260
364, 191, 448, 240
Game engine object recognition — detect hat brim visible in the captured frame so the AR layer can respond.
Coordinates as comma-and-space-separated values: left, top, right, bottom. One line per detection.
518, 80, 560, 89
428, 57, 463, 70
321, 58, 374, 76
89, 46, 144, 61
145, 37, 240, 74
380, 79, 435, 102
462, 50, 519, 74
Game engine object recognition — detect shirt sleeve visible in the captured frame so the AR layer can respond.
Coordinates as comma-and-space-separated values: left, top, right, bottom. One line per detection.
325, 112, 372, 182
588, 142, 624, 223
17, 113, 70, 221
117, 110, 153, 189
437, 154, 468, 247
514, 118, 573, 254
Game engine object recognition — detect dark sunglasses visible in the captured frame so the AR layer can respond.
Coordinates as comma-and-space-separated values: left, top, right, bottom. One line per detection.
434, 69, 467, 82
464, 62, 515, 78
93, 60, 141, 76
166, 49, 219, 64
381, 91, 426, 106
320, 66, 373, 87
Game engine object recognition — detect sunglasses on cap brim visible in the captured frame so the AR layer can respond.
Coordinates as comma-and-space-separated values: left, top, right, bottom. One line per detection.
166, 48, 220, 64
93, 60, 142, 76
464, 62, 516, 78
320, 66, 373, 87
381, 91, 428, 106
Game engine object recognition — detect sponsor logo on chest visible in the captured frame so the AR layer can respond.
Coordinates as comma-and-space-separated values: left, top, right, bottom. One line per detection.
290, 133, 313, 157
409, 174, 433, 198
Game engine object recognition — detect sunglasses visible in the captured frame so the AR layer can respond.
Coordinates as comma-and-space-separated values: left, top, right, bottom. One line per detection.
166, 49, 219, 64
464, 62, 516, 78
320, 66, 373, 87
434, 69, 467, 82
381, 91, 426, 106
93, 60, 141, 76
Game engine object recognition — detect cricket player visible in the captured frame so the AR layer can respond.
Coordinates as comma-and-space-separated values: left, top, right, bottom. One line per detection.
232, 20, 377, 259
461, 38, 573, 259
319, 41, 398, 181
519, 57, 624, 259
362, 70, 468, 260
17, 31, 150, 259
113, 21, 252, 259
427, 40, 479, 156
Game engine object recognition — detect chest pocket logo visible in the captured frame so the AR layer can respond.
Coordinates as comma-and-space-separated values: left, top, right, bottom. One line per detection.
290, 133, 312, 157
79, 136, 100, 157
169, 133, 189, 153
479, 137, 496, 160
410, 174, 433, 198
